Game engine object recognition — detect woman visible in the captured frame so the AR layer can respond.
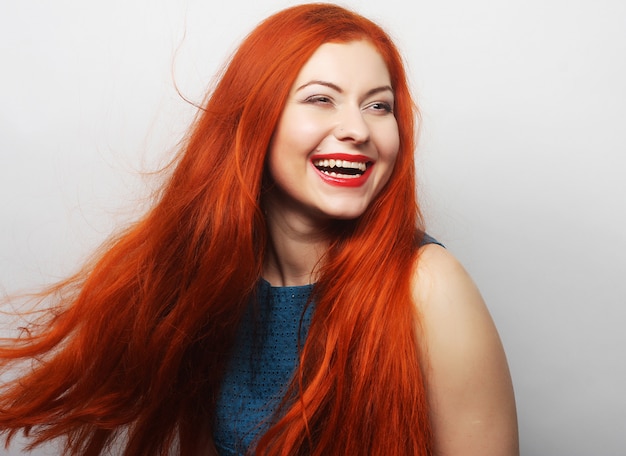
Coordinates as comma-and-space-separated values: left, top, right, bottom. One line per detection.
0, 3, 518, 455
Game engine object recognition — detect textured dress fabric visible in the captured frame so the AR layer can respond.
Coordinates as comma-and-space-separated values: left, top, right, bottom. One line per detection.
213, 280, 315, 455
213, 235, 441, 455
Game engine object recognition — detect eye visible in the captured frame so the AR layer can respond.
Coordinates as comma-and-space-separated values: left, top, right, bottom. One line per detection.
367, 101, 394, 114
303, 95, 334, 106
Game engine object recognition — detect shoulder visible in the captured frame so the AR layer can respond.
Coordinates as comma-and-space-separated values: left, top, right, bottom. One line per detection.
411, 243, 519, 455
412, 243, 485, 322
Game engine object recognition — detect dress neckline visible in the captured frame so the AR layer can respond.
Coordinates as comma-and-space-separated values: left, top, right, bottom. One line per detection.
259, 277, 315, 292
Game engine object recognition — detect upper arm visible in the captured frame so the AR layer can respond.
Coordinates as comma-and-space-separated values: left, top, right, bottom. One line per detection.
412, 244, 519, 456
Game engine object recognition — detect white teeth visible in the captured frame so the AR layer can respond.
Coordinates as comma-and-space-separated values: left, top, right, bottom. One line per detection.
321, 170, 359, 178
313, 158, 368, 171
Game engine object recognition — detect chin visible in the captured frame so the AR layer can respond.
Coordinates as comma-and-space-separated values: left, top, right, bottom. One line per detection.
321, 204, 369, 221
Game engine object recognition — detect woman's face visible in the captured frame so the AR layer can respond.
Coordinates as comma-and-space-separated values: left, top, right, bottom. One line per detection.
266, 40, 400, 223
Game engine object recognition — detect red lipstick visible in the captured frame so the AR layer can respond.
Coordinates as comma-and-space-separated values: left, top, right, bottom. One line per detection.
310, 153, 374, 188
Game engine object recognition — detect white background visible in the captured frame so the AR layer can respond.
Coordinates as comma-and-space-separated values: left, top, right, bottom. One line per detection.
1, 1, 625, 455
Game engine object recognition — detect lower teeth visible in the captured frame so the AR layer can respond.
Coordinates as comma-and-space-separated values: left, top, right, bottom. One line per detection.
322, 170, 361, 179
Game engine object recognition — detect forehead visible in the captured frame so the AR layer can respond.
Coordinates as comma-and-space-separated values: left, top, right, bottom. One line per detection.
292, 40, 392, 89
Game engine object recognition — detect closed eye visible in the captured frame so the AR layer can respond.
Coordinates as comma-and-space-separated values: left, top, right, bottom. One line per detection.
304, 95, 334, 105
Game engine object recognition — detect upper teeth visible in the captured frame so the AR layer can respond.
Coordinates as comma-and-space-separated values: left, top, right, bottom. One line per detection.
313, 159, 367, 172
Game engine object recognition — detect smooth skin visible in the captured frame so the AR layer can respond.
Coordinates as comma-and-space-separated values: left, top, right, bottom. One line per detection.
413, 244, 519, 455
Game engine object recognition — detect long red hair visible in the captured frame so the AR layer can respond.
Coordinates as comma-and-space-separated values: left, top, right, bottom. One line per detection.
0, 3, 432, 455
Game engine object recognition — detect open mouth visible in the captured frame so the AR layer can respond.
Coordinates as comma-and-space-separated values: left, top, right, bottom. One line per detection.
312, 158, 371, 179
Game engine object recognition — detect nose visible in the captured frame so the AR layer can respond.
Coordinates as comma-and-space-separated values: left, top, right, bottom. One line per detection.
334, 107, 370, 144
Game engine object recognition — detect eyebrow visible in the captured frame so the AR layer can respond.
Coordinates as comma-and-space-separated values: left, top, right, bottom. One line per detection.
295, 80, 394, 98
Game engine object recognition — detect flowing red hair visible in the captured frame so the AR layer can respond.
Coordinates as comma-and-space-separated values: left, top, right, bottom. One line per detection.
0, 3, 432, 455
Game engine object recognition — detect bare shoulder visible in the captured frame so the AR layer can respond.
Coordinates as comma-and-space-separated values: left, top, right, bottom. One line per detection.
412, 243, 519, 456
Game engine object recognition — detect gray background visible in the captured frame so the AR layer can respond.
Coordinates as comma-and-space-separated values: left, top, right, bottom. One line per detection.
1, 1, 624, 454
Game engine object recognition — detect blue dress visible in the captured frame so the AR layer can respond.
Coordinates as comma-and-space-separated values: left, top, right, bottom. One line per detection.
213, 235, 441, 455
214, 280, 314, 455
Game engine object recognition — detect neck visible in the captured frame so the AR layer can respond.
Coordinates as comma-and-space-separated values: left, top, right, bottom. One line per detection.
262, 199, 331, 287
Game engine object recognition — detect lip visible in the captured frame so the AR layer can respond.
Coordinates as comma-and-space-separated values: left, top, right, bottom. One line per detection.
310, 153, 373, 163
310, 153, 374, 188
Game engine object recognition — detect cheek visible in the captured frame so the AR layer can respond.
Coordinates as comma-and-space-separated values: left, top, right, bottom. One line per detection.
269, 118, 303, 164
267, 119, 293, 174
266, 141, 287, 185
266, 125, 306, 186
373, 123, 400, 191
377, 122, 400, 164
268, 113, 327, 172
